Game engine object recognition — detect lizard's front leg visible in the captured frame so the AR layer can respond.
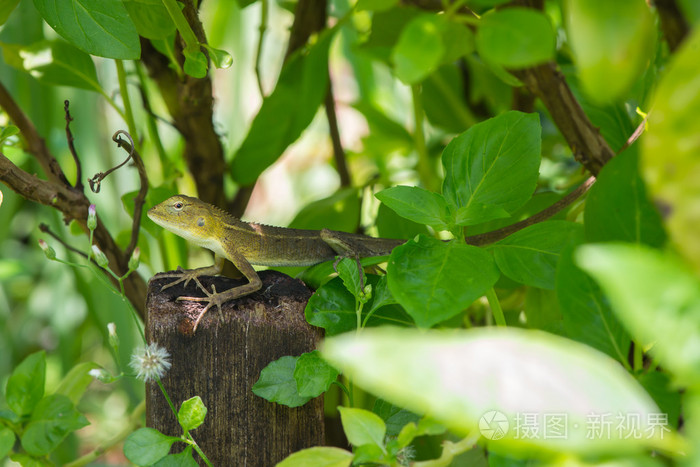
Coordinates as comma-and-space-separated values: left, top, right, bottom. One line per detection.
177, 251, 262, 332
159, 256, 225, 293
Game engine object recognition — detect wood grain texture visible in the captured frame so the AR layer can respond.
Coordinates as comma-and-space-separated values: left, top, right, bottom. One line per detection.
146, 270, 324, 465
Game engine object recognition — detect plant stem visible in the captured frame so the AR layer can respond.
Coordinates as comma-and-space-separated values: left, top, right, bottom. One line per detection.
486, 288, 506, 326
135, 63, 168, 163
162, 0, 200, 52
115, 60, 138, 142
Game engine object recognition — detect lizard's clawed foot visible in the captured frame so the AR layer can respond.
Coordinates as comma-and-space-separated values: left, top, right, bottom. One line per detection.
177, 284, 226, 332
159, 267, 210, 295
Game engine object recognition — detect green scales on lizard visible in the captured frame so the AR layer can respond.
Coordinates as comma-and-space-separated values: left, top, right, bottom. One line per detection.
148, 195, 404, 331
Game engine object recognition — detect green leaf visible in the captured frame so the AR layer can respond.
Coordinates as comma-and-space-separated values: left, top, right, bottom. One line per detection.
153, 446, 198, 466
21, 395, 89, 456
0, 0, 19, 26
442, 111, 541, 215
637, 371, 681, 429
323, 327, 667, 454
557, 245, 631, 364
252, 356, 311, 408
123, 0, 176, 39
566, 0, 655, 103
642, 28, 700, 275
55, 361, 101, 405
305, 276, 412, 336
335, 257, 364, 300
231, 28, 334, 185
391, 14, 445, 84
124, 428, 180, 465
476, 8, 555, 68
178, 396, 207, 432
585, 148, 666, 247
277, 446, 353, 467
183, 47, 208, 78
294, 350, 339, 398
375, 203, 430, 241
387, 236, 500, 328
454, 202, 510, 226
376, 186, 454, 231
0, 427, 15, 459
0, 124, 20, 145
32, 0, 140, 59
576, 244, 700, 386
6, 350, 45, 416
440, 21, 474, 64
2, 40, 101, 91
373, 399, 420, 437
491, 221, 583, 290
338, 407, 386, 448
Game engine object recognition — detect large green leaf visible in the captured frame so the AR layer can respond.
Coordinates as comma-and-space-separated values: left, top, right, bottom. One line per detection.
124, 428, 180, 465
21, 395, 89, 456
322, 327, 668, 455
2, 40, 101, 91
577, 244, 700, 386
5, 351, 45, 416
338, 407, 386, 449
565, 0, 655, 103
491, 221, 583, 290
585, 147, 666, 247
375, 186, 453, 231
476, 8, 555, 68
642, 28, 700, 275
557, 246, 630, 363
0, 0, 19, 25
391, 13, 445, 84
231, 28, 334, 185
305, 276, 411, 336
33, 0, 140, 59
123, 0, 176, 40
442, 111, 540, 220
251, 356, 311, 408
277, 447, 353, 467
387, 236, 500, 328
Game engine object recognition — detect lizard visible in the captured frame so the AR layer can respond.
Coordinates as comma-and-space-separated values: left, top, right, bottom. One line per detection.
147, 194, 405, 331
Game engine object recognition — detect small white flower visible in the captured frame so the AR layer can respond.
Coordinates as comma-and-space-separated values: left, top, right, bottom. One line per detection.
87, 204, 97, 231
107, 322, 117, 337
129, 343, 172, 382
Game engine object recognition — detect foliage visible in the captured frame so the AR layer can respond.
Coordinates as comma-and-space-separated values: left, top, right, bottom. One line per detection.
0, 0, 697, 466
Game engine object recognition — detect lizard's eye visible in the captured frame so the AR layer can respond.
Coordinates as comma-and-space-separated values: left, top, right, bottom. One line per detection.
174, 202, 184, 210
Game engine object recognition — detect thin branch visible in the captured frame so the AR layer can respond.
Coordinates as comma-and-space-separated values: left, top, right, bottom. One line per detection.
39, 223, 88, 259
0, 80, 71, 187
112, 131, 149, 258
254, 0, 268, 96
466, 176, 596, 245
63, 100, 84, 191
88, 131, 149, 259
324, 84, 351, 187
618, 116, 647, 154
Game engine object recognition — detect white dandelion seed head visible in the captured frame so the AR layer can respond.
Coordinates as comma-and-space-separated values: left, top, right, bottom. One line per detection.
129, 343, 172, 382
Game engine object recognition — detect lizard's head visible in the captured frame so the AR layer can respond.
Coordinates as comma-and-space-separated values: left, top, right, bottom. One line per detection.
148, 195, 216, 247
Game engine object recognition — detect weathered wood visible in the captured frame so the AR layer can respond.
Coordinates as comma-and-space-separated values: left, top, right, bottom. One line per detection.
146, 270, 324, 465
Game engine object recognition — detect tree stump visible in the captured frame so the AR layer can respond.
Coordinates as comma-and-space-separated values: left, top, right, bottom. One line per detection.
145, 270, 325, 465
